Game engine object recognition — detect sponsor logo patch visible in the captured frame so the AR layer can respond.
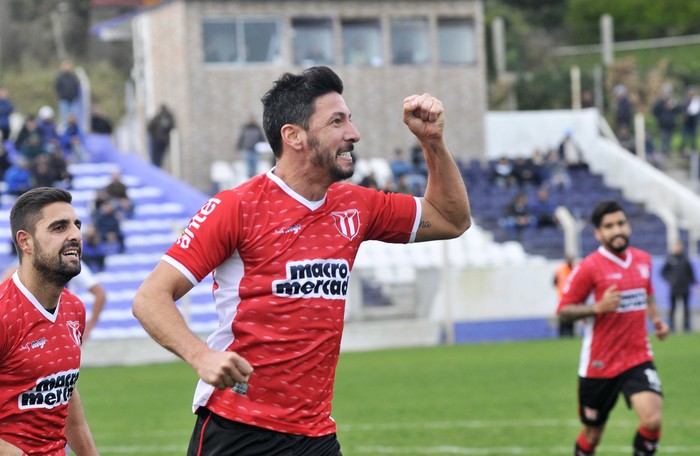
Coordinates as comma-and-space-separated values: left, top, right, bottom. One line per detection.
272, 259, 350, 299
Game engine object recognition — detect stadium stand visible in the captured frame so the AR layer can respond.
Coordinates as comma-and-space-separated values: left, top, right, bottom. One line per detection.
0, 134, 216, 341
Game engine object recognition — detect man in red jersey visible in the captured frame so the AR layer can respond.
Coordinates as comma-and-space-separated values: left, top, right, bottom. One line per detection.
558, 200, 668, 456
0, 187, 99, 455
133, 66, 471, 455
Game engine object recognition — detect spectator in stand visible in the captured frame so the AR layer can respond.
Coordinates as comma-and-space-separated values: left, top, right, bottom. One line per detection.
652, 83, 681, 158
48, 146, 73, 189
19, 129, 45, 163
529, 149, 548, 184
81, 223, 106, 273
59, 113, 87, 162
13, 115, 38, 151
147, 104, 176, 168
93, 198, 126, 254
37, 106, 59, 152
103, 170, 134, 218
90, 104, 113, 135
237, 115, 266, 179
613, 84, 633, 131
616, 125, 636, 154
0, 140, 11, 181
512, 156, 540, 189
531, 188, 557, 227
393, 173, 412, 194
389, 147, 415, 182
390, 146, 425, 194
661, 240, 696, 333
499, 193, 536, 239
544, 149, 571, 190
558, 130, 586, 169
679, 86, 700, 154
0, 87, 13, 141
491, 156, 515, 188
4, 157, 33, 196
30, 154, 57, 188
55, 59, 82, 127
410, 141, 429, 176
359, 171, 380, 190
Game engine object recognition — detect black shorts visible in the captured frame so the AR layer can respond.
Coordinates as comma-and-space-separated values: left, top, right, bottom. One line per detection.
187, 408, 343, 456
578, 361, 663, 426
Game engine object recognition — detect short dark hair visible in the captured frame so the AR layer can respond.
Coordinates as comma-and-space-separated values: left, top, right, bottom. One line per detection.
590, 200, 625, 228
10, 187, 73, 259
261, 66, 344, 158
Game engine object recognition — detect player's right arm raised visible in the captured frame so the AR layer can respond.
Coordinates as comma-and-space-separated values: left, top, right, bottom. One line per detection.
133, 261, 253, 389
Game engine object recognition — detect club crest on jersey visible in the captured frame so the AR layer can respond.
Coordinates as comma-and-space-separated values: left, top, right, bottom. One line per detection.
66, 320, 82, 346
331, 209, 360, 241
637, 264, 650, 279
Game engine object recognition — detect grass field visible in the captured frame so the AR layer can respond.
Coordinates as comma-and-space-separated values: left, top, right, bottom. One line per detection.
78, 332, 700, 455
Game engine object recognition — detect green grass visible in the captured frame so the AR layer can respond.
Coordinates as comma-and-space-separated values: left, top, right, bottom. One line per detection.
78, 333, 700, 455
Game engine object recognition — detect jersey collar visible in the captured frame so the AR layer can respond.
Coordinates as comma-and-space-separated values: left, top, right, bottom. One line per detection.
266, 168, 326, 211
597, 246, 632, 269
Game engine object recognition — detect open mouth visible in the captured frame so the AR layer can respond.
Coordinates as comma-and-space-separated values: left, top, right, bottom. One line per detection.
337, 151, 353, 160
62, 248, 80, 259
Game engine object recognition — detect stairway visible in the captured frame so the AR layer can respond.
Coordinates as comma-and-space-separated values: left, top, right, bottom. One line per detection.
0, 134, 219, 340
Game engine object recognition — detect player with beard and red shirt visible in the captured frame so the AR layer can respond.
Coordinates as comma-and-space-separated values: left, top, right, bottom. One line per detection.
558, 200, 669, 456
133, 66, 471, 456
0, 187, 98, 455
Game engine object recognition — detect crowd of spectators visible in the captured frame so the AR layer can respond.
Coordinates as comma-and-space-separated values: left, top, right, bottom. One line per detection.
0, 61, 125, 269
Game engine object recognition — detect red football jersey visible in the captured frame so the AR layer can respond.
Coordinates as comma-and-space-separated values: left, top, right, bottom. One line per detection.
558, 246, 655, 378
164, 170, 420, 436
0, 273, 85, 455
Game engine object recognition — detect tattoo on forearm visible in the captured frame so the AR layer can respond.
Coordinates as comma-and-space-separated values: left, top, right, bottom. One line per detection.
419, 220, 432, 229
559, 304, 594, 323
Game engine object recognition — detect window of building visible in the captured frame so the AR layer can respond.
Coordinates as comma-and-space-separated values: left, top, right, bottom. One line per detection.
292, 18, 334, 67
438, 18, 476, 65
341, 19, 383, 67
202, 18, 281, 64
390, 18, 430, 65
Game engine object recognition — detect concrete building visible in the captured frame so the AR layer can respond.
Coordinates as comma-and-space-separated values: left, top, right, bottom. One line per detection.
130, 0, 487, 192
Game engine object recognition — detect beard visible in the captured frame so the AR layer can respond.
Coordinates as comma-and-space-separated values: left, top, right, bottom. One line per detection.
308, 134, 355, 181
33, 241, 82, 288
605, 234, 629, 254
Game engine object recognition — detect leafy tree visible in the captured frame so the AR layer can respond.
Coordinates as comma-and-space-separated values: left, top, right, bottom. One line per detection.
566, 0, 700, 44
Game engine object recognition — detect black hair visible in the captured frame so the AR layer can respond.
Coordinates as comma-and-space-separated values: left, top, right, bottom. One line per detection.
10, 187, 73, 260
261, 66, 344, 158
590, 200, 625, 228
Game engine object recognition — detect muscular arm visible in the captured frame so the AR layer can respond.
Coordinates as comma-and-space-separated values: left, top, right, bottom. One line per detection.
402, 94, 471, 242
65, 389, 99, 455
132, 261, 253, 389
559, 284, 620, 323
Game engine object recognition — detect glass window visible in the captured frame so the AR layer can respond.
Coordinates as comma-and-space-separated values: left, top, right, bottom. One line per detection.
342, 19, 383, 67
292, 18, 334, 67
202, 18, 281, 64
243, 19, 282, 63
438, 18, 476, 65
203, 20, 238, 63
390, 18, 430, 65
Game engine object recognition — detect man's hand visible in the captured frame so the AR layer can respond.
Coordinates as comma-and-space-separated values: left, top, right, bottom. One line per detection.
652, 318, 670, 341
194, 350, 254, 390
402, 93, 445, 145
593, 284, 621, 314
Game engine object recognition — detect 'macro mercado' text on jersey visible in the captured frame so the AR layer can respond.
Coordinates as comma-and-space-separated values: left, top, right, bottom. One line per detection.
164, 169, 421, 437
0, 273, 85, 455
558, 246, 655, 379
